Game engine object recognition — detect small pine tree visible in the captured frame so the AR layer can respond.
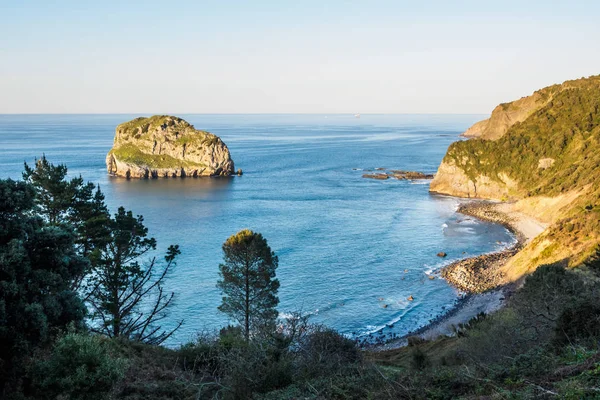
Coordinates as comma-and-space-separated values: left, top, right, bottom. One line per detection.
23, 156, 111, 291
217, 229, 280, 341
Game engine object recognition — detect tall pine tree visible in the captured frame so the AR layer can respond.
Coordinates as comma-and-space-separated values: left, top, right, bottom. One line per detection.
217, 229, 280, 341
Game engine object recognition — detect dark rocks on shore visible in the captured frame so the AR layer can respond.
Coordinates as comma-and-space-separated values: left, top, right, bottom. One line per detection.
441, 202, 524, 293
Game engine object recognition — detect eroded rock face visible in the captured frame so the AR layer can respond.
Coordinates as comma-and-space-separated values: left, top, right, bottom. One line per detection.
106, 116, 236, 179
461, 91, 551, 140
429, 159, 519, 199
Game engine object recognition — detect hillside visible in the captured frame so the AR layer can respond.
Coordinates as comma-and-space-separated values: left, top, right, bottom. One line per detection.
430, 75, 600, 277
106, 115, 237, 178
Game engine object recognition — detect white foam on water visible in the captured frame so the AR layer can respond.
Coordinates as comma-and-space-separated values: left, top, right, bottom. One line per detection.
410, 180, 431, 185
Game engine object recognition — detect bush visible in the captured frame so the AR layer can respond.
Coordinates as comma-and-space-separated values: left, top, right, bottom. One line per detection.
295, 327, 361, 379
410, 346, 430, 371
218, 342, 293, 399
177, 334, 220, 374
31, 333, 126, 400
554, 300, 600, 346
508, 346, 557, 379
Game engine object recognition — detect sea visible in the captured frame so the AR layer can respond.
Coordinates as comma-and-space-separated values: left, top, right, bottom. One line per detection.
0, 114, 514, 345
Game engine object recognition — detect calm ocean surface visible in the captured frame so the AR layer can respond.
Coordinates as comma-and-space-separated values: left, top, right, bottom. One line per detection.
0, 114, 514, 345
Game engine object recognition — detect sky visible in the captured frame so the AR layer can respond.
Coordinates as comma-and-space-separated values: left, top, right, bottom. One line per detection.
1, 0, 599, 114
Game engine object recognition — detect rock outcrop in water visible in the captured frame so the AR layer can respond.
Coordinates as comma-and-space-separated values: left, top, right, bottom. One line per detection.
106, 116, 237, 179
362, 169, 434, 181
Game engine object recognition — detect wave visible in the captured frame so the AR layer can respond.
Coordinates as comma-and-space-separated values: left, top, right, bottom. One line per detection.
409, 180, 431, 185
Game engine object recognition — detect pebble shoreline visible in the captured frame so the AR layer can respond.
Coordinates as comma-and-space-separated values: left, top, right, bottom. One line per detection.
441, 202, 525, 293
364, 200, 523, 351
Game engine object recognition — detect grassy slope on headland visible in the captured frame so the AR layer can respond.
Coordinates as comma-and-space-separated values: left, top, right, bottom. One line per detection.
432, 75, 600, 280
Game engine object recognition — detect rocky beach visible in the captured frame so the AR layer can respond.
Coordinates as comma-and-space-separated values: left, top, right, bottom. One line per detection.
369, 199, 546, 351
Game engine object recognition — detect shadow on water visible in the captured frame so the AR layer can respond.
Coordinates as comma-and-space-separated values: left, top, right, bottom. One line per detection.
108, 175, 235, 198
106, 176, 237, 219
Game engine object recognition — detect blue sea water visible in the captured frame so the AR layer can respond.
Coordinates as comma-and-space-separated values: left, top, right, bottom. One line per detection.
0, 114, 514, 345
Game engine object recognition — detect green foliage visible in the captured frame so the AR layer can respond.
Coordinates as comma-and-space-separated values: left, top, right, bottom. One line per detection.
217, 340, 294, 399
117, 115, 189, 133
584, 246, 600, 277
459, 263, 588, 365
410, 346, 430, 371
507, 346, 557, 380
444, 75, 600, 254
217, 229, 280, 341
32, 333, 126, 400
88, 207, 182, 345
554, 299, 600, 346
109, 143, 206, 169
0, 179, 87, 393
447, 76, 600, 195
23, 156, 111, 287
295, 327, 361, 379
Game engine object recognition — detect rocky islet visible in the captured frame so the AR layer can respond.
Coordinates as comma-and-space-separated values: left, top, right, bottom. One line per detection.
106, 115, 241, 179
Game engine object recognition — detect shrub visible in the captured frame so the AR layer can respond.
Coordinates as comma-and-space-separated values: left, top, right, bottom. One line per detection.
295, 327, 361, 379
508, 346, 557, 379
31, 333, 126, 400
554, 299, 600, 346
218, 342, 293, 399
410, 346, 430, 371
177, 334, 220, 374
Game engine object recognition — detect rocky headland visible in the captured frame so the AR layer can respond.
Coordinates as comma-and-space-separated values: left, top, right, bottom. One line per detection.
431, 75, 600, 284
367, 75, 600, 351
106, 115, 240, 179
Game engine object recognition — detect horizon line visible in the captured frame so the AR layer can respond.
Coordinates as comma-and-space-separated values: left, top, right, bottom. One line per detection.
0, 112, 488, 116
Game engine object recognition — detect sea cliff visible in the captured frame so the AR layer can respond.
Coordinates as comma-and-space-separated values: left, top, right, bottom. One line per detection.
106, 116, 238, 178
431, 75, 600, 284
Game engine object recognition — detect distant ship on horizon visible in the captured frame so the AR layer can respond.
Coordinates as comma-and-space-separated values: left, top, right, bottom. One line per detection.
354, 113, 360, 118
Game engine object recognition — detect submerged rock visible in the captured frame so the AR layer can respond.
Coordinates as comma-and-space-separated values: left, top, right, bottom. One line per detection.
362, 173, 389, 180
361, 170, 434, 180
437, 252, 447, 257
106, 115, 236, 179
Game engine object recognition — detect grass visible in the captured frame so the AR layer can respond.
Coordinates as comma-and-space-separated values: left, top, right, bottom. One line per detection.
117, 115, 190, 133
443, 75, 600, 264
116, 115, 221, 148
109, 143, 206, 169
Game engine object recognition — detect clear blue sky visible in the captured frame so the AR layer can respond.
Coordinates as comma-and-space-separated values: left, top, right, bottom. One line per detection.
1, 0, 599, 114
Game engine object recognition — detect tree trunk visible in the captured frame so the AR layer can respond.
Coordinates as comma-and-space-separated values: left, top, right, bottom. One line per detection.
245, 259, 250, 341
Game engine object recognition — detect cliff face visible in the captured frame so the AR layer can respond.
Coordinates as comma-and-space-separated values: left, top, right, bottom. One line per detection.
431, 74, 600, 270
429, 159, 520, 199
462, 91, 551, 140
106, 116, 236, 178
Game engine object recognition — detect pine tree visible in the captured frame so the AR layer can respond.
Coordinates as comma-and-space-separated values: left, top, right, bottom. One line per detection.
23, 156, 111, 290
87, 207, 182, 344
0, 179, 87, 393
217, 229, 280, 341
